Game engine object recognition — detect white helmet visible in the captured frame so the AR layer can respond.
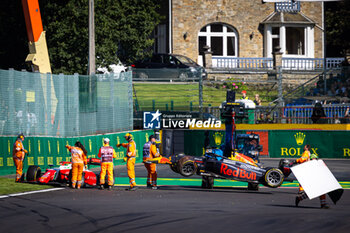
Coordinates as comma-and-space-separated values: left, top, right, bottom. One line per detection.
104, 138, 110, 143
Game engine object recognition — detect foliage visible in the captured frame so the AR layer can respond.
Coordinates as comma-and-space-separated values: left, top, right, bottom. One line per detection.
221, 78, 248, 93
0, 0, 28, 70
325, 1, 350, 57
39, 0, 162, 74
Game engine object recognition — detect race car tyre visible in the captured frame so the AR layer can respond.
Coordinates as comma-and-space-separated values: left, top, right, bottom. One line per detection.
177, 156, 197, 177
170, 164, 179, 173
201, 176, 214, 189
264, 168, 284, 188
78, 174, 86, 188
26, 165, 42, 182
247, 182, 259, 191
179, 72, 188, 81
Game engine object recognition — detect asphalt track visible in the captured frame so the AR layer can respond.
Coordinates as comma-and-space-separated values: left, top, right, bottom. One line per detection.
1, 159, 350, 233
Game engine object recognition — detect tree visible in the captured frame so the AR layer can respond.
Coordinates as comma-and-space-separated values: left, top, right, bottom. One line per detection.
0, 0, 28, 71
325, 1, 350, 57
0, 0, 161, 74
40, 0, 161, 74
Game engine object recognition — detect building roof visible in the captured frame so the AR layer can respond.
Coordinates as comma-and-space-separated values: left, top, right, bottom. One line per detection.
261, 12, 315, 25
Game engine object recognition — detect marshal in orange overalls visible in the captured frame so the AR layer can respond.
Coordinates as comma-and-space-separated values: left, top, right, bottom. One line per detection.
66, 145, 87, 189
12, 135, 27, 182
143, 136, 159, 188
295, 145, 328, 208
98, 140, 117, 187
117, 133, 137, 189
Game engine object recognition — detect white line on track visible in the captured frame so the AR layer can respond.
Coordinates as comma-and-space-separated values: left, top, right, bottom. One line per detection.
0, 188, 64, 199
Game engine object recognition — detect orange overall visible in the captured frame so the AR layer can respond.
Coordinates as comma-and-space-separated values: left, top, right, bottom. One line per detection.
296, 150, 327, 205
296, 150, 311, 193
66, 146, 87, 188
13, 139, 27, 182
143, 141, 159, 186
121, 140, 137, 188
98, 144, 117, 186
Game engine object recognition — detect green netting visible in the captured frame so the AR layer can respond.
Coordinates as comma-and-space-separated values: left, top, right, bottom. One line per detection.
0, 69, 133, 137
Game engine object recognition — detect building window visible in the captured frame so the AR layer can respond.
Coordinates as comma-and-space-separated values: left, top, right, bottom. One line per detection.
286, 27, 305, 55
265, 25, 313, 58
272, 27, 280, 51
198, 23, 238, 57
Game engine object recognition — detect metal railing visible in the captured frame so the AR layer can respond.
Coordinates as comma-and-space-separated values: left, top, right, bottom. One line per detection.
255, 104, 350, 124
205, 104, 350, 124
282, 58, 345, 70
275, 1, 300, 13
212, 57, 273, 70
211, 57, 345, 70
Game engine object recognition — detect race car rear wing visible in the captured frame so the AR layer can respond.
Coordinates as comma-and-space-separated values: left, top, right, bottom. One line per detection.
87, 158, 101, 165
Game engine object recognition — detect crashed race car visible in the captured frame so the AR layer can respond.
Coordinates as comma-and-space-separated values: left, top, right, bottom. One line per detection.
148, 150, 289, 190
147, 91, 290, 190
25, 158, 105, 187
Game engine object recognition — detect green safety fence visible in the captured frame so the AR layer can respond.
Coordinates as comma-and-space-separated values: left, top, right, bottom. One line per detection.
0, 130, 153, 176
0, 69, 132, 137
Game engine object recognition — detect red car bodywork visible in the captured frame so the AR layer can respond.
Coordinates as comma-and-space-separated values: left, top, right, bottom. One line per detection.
38, 159, 100, 186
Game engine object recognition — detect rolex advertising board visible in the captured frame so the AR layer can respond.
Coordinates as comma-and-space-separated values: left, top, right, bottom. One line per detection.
269, 131, 350, 159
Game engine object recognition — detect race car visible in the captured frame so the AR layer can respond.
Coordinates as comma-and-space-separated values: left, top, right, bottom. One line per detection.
147, 149, 288, 190
25, 158, 106, 188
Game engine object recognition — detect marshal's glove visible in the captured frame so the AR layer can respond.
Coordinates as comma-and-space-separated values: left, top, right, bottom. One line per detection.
116, 144, 121, 148
123, 157, 127, 162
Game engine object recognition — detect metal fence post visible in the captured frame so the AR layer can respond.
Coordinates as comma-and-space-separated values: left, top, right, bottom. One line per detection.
8, 68, 15, 134
199, 71, 203, 118
73, 73, 80, 135
46, 72, 52, 135
277, 66, 284, 123
324, 69, 327, 95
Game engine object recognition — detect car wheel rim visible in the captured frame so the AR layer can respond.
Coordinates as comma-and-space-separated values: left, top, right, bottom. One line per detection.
139, 72, 148, 80
182, 163, 195, 175
179, 73, 188, 81
267, 171, 281, 185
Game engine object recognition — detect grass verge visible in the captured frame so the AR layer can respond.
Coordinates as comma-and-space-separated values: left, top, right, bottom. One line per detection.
133, 83, 280, 111
0, 177, 55, 195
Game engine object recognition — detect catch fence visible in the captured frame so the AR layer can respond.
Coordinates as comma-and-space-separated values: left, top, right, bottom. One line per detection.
0, 69, 133, 137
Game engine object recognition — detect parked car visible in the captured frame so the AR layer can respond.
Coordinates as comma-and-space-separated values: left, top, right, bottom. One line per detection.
131, 53, 207, 81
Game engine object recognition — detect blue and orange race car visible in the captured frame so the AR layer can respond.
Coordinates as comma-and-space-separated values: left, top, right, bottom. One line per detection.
147, 149, 289, 191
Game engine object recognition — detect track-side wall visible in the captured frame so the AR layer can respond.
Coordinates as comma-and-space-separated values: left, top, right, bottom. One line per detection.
0, 130, 153, 176
182, 129, 350, 159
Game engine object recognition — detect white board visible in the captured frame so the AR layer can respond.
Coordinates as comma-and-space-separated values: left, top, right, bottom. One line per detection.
291, 159, 342, 200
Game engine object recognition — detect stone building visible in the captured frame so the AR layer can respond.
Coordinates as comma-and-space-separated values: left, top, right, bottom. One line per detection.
155, 0, 324, 65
